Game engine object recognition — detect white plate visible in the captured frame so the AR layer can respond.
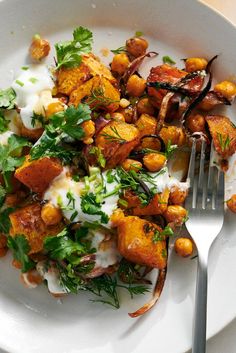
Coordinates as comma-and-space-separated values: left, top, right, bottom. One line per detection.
0, 1, 236, 352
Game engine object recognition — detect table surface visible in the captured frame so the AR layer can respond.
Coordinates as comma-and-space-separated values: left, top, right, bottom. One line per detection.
190, 2, 236, 353
0, 1, 235, 353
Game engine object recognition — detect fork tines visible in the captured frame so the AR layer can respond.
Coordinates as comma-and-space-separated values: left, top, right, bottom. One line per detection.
186, 139, 224, 211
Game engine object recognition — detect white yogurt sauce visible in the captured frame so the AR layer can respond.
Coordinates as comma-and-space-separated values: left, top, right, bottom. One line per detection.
36, 261, 67, 295
0, 130, 14, 145
11, 64, 58, 130
44, 167, 120, 226
147, 167, 189, 193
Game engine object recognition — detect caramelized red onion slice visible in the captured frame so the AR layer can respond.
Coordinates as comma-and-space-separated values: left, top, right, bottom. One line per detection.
122, 51, 158, 82
128, 266, 167, 318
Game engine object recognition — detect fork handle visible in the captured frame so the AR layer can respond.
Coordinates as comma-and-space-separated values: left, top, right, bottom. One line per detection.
192, 252, 208, 353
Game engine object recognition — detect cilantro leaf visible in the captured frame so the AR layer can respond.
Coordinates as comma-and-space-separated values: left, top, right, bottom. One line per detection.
44, 228, 86, 260
0, 207, 14, 234
60, 104, 91, 139
81, 192, 109, 223
0, 88, 16, 109
0, 112, 9, 133
7, 235, 35, 272
0, 134, 31, 173
55, 26, 93, 69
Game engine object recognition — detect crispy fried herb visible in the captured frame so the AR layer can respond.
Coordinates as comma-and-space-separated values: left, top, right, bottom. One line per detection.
7, 234, 35, 272
55, 26, 93, 69
0, 88, 16, 109
162, 55, 176, 65
111, 46, 126, 54
81, 192, 109, 223
217, 133, 232, 151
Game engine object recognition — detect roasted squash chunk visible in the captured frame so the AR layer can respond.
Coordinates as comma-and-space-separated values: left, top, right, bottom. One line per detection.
135, 114, 157, 137
15, 156, 63, 193
82, 53, 116, 84
117, 216, 167, 269
9, 203, 62, 254
69, 75, 120, 112
122, 188, 169, 216
206, 115, 236, 158
96, 120, 140, 168
57, 64, 91, 95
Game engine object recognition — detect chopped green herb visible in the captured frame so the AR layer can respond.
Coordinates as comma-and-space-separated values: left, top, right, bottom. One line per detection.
217, 133, 232, 151
152, 225, 174, 243
101, 126, 126, 144
28, 77, 38, 84
0, 185, 6, 207
0, 87, 16, 109
81, 192, 109, 224
0, 112, 9, 133
111, 46, 126, 54
55, 26, 93, 69
0, 207, 14, 234
165, 140, 177, 159
135, 31, 143, 37
31, 112, 45, 128
21, 66, 29, 71
7, 235, 35, 272
162, 55, 176, 65
89, 146, 106, 168
15, 80, 24, 87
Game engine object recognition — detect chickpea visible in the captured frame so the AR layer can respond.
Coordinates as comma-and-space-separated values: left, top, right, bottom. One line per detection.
143, 153, 166, 172
159, 126, 186, 146
110, 112, 125, 122
227, 194, 236, 213
175, 238, 194, 257
164, 205, 187, 225
186, 114, 205, 133
21, 269, 43, 287
126, 37, 148, 57
0, 234, 7, 248
121, 159, 142, 172
118, 106, 134, 123
110, 208, 125, 226
45, 101, 64, 118
29, 34, 50, 60
169, 187, 188, 205
0, 248, 7, 257
82, 120, 96, 145
185, 57, 208, 73
41, 203, 62, 226
111, 53, 130, 75
126, 75, 146, 97
137, 98, 155, 116
214, 80, 236, 100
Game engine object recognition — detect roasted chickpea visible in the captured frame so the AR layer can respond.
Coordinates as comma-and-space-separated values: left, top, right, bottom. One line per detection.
227, 194, 236, 213
111, 53, 130, 75
21, 269, 43, 287
118, 106, 134, 123
0, 248, 8, 257
82, 120, 96, 145
185, 57, 208, 73
175, 237, 194, 257
169, 187, 188, 205
126, 75, 146, 97
143, 153, 166, 172
159, 126, 186, 146
214, 80, 236, 100
121, 159, 142, 172
45, 101, 64, 118
29, 34, 50, 60
110, 112, 125, 122
186, 114, 205, 133
137, 98, 155, 116
110, 208, 125, 226
126, 37, 148, 57
164, 205, 187, 225
0, 234, 7, 248
41, 203, 62, 226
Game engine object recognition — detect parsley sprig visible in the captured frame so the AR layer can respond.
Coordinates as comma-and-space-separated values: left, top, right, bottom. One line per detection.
55, 26, 93, 69
0, 88, 16, 109
7, 234, 35, 272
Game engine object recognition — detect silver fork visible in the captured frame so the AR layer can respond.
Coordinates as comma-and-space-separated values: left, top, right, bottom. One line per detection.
185, 139, 225, 353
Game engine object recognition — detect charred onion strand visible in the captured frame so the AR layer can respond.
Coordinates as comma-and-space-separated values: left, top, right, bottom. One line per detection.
128, 265, 168, 317
147, 81, 196, 96
140, 134, 166, 152
122, 51, 158, 82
